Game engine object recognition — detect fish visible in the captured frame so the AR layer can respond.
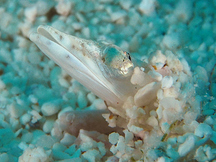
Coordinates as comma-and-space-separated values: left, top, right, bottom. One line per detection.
29, 25, 189, 140
29, 25, 137, 107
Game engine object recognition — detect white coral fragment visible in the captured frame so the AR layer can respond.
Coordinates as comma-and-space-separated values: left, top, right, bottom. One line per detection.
19, 147, 51, 162
157, 97, 183, 124
139, 0, 156, 16
130, 67, 146, 86
55, 0, 73, 16
178, 135, 195, 157
134, 82, 160, 107
161, 76, 173, 89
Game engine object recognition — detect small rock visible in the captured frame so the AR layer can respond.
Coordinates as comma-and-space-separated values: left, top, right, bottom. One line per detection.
24, 6, 37, 22
0, 153, 9, 162
174, 0, 193, 23
119, 0, 132, 10
60, 133, 76, 146
20, 113, 31, 125
53, 143, 67, 152
148, 70, 163, 81
41, 102, 60, 116
109, 132, 120, 145
147, 116, 158, 127
82, 149, 100, 162
134, 82, 160, 107
110, 10, 127, 22
139, 0, 156, 16
161, 76, 173, 89
55, 0, 72, 16
43, 119, 55, 133
19, 147, 51, 162
0, 79, 6, 90
178, 135, 195, 157
195, 123, 212, 138
163, 33, 180, 50
52, 149, 71, 160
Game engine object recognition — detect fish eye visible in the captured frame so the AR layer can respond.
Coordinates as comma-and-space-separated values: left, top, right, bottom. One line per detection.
100, 45, 134, 78
124, 51, 131, 61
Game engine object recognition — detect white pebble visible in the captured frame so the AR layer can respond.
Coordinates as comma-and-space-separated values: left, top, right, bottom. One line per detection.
134, 82, 160, 107
91, 99, 106, 110
72, 22, 83, 31
109, 132, 119, 145
43, 119, 55, 133
163, 87, 179, 98
65, 144, 77, 155
129, 36, 139, 52
161, 122, 170, 133
18, 143, 28, 153
60, 133, 76, 146
28, 95, 38, 104
110, 145, 118, 154
148, 70, 163, 81
97, 142, 106, 156
163, 33, 180, 49
159, 97, 183, 123
41, 102, 60, 116
36, 1, 53, 16
82, 27, 90, 38
24, 6, 37, 22
178, 135, 195, 157
82, 149, 100, 162
116, 136, 126, 153
30, 110, 42, 123
174, 0, 193, 22
166, 51, 183, 72
0, 79, 6, 90
156, 156, 171, 162
123, 130, 133, 144
77, 91, 88, 109
36, 135, 55, 149
53, 143, 67, 152
0, 153, 9, 162
58, 77, 70, 88
146, 116, 158, 127
194, 66, 208, 82
161, 76, 173, 89
52, 149, 71, 160
51, 126, 63, 140
19, 147, 51, 162
110, 10, 127, 22
130, 67, 147, 86
127, 124, 143, 134
195, 123, 212, 138
119, 0, 132, 10
149, 50, 167, 67
21, 132, 33, 143
27, 52, 41, 65
87, 93, 96, 103
20, 113, 31, 125
7, 103, 24, 119
139, 0, 156, 15
204, 116, 214, 125
55, 0, 72, 16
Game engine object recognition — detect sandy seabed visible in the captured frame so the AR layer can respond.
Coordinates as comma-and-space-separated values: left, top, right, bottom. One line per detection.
0, 0, 216, 161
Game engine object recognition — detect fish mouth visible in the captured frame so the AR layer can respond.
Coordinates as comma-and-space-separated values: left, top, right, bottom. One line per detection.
29, 25, 124, 106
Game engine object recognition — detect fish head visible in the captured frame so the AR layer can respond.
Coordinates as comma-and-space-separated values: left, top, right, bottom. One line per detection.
29, 25, 136, 107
